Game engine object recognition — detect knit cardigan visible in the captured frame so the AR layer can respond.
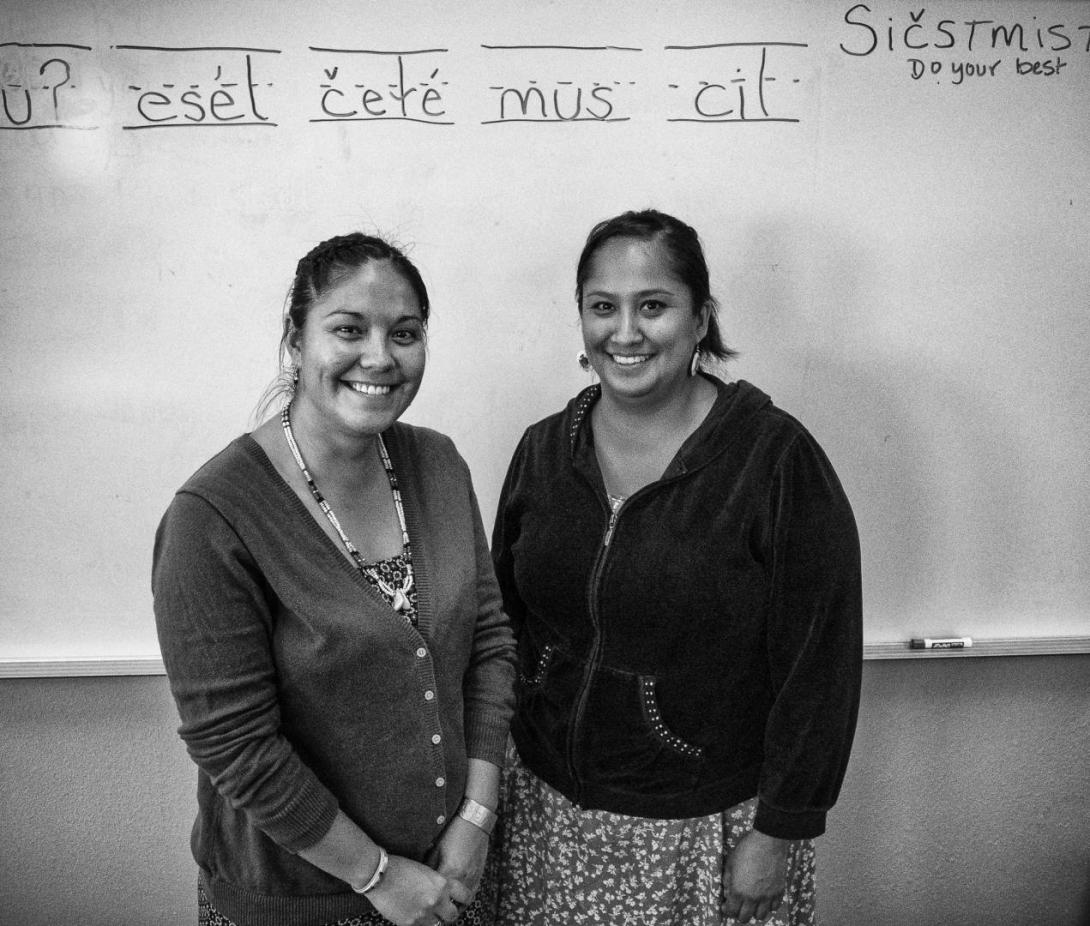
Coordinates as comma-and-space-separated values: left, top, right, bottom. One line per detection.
153, 423, 516, 926
492, 377, 861, 839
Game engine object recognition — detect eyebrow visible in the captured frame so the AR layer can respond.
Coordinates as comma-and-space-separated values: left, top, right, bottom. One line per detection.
326, 308, 424, 322
582, 288, 680, 300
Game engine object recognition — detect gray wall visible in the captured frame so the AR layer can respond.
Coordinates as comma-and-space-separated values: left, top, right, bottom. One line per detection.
3, 656, 1089, 925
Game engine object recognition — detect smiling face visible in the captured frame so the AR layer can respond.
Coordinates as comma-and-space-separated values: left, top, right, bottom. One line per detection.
579, 236, 709, 404
289, 259, 426, 441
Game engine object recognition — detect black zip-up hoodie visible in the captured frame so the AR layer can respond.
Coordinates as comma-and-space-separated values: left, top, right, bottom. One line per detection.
491, 376, 862, 839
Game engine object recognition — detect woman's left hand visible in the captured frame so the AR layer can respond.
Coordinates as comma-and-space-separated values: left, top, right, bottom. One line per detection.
426, 816, 490, 900
723, 829, 788, 923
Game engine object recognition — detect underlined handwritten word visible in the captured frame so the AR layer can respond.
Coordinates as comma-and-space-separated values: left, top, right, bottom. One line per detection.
666, 43, 807, 124
481, 45, 640, 124
309, 48, 451, 124
115, 46, 277, 129
0, 43, 94, 130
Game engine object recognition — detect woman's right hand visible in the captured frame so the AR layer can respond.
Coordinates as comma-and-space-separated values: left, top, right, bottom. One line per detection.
723, 829, 788, 923
365, 855, 471, 926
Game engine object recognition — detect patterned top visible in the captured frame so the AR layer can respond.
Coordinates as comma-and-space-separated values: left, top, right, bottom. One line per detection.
360, 552, 419, 626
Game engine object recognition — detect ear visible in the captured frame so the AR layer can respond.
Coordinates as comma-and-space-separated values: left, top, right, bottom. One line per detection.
285, 318, 304, 367
696, 300, 712, 341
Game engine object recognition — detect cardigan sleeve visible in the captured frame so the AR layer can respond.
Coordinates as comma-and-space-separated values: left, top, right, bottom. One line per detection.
152, 491, 340, 852
754, 430, 863, 840
459, 459, 518, 767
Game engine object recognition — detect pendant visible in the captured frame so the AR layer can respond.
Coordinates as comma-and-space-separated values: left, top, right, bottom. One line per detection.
392, 589, 409, 612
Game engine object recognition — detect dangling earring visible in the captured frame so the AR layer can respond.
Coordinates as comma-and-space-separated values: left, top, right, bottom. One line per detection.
290, 365, 300, 389
689, 347, 701, 377
577, 350, 591, 372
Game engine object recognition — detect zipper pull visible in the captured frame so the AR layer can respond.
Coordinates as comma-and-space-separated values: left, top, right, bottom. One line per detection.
603, 507, 620, 547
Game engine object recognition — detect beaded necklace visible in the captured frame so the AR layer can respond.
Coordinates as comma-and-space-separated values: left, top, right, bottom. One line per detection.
281, 404, 415, 615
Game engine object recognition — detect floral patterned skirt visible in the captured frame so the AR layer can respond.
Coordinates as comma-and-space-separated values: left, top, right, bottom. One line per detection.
486, 743, 817, 926
198, 875, 491, 926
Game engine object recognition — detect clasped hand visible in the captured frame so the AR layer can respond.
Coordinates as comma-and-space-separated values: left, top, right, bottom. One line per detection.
368, 817, 489, 926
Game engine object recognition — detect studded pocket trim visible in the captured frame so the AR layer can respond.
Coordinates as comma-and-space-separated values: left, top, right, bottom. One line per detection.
519, 643, 555, 688
639, 676, 704, 760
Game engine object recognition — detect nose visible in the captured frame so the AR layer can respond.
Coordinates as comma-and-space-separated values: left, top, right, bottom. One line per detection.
612, 306, 642, 345
358, 330, 395, 370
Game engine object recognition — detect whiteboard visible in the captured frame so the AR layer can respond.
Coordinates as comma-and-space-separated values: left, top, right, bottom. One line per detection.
1, 0, 1088, 662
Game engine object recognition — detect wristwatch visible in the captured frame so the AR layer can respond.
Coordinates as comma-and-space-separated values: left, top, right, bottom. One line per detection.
457, 797, 499, 836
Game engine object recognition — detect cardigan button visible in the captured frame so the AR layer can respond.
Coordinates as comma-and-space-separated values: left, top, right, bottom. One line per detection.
435, 777, 445, 787
431, 733, 442, 745
436, 815, 446, 826
416, 647, 427, 658
424, 690, 435, 701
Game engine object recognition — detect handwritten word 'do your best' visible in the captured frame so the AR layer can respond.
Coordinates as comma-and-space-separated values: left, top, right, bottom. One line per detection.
122, 51, 272, 128
909, 56, 1069, 84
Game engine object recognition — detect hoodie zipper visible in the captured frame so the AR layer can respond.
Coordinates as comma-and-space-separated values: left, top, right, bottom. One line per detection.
560, 378, 742, 804
565, 496, 622, 806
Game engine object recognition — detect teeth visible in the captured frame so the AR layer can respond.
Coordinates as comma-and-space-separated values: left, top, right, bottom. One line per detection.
612, 355, 650, 366
349, 383, 392, 396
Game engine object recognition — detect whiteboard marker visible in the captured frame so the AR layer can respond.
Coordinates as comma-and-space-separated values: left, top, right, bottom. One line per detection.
910, 637, 973, 649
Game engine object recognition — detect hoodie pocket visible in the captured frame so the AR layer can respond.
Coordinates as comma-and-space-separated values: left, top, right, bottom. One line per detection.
518, 641, 556, 689
639, 675, 705, 761
579, 670, 705, 796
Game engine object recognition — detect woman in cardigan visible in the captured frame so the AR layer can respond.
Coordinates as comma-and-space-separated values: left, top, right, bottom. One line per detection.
490, 210, 862, 925
153, 233, 516, 926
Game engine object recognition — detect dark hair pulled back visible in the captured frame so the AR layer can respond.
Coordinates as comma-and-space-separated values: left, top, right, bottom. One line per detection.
575, 209, 737, 363
286, 233, 430, 338
255, 232, 430, 420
